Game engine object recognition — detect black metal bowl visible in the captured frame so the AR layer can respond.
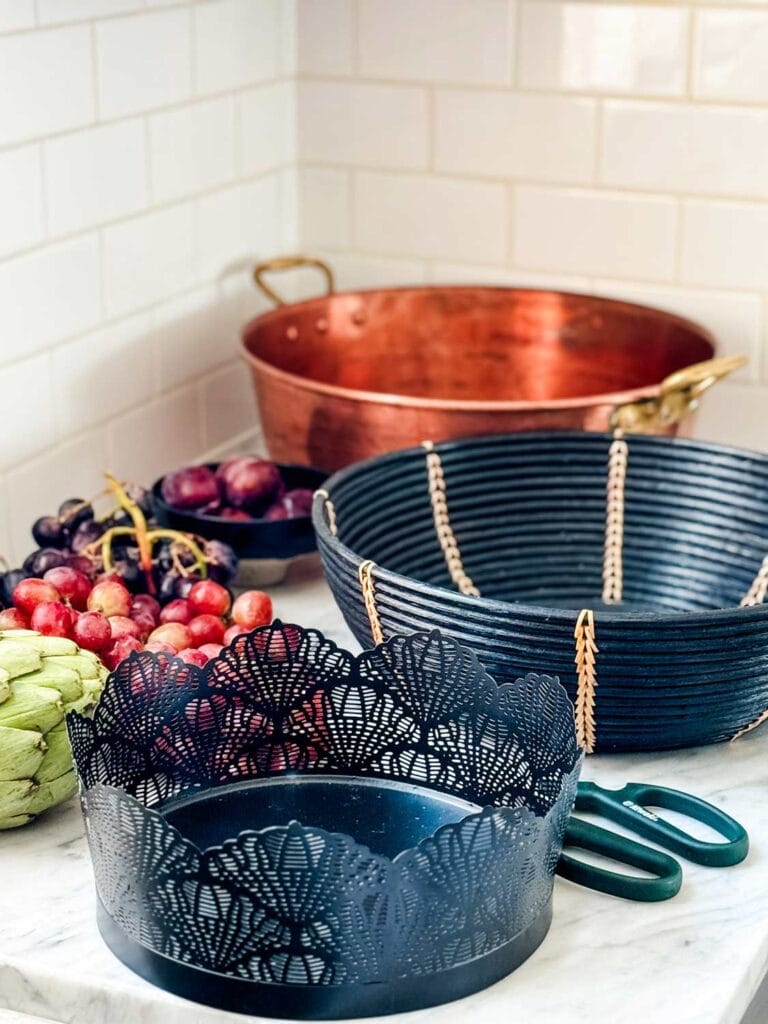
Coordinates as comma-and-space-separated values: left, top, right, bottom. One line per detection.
152, 463, 326, 561
313, 431, 768, 753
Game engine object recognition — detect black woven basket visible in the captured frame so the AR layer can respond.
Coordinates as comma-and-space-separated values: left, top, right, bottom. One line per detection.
313, 432, 768, 753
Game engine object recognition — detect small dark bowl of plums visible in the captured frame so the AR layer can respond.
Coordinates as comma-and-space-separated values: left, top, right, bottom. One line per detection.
152, 457, 326, 585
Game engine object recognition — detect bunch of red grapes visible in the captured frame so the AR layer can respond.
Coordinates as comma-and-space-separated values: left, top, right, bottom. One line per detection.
1, 572, 273, 670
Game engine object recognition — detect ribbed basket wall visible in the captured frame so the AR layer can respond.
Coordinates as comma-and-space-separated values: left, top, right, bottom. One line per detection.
314, 432, 768, 752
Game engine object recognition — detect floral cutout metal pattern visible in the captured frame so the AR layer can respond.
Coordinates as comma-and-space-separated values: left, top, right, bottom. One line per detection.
68, 623, 581, 997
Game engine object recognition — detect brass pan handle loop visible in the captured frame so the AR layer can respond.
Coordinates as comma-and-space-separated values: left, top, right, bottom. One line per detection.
611, 354, 746, 433
252, 255, 335, 307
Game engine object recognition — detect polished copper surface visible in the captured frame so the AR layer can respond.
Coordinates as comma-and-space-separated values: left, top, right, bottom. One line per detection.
241, 282, 717, 472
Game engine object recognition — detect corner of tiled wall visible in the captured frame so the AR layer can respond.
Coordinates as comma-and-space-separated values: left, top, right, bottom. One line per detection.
0, 0, 298, 562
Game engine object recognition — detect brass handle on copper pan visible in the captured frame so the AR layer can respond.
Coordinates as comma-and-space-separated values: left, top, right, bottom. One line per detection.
611, 354, 747, 433
252, 255, 335, 307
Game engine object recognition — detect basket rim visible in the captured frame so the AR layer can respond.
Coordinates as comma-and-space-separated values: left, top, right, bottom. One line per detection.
313, 430, 768, 628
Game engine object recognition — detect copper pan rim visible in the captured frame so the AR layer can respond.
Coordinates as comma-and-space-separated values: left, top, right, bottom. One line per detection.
241, 283, 717, 412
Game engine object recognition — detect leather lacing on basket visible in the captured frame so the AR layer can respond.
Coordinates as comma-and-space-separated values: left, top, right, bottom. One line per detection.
330, 438, 768, 751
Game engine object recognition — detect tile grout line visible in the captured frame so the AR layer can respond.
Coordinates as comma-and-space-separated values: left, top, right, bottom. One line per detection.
0, 163, 295, 272
0, 73, 295, 157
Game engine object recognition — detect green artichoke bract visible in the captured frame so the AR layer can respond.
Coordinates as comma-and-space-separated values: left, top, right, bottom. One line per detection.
0, 629, 107, 829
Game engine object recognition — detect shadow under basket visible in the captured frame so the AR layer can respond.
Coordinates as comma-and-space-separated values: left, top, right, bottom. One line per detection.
313, 431, 768, 753
67, 623, 580, 1020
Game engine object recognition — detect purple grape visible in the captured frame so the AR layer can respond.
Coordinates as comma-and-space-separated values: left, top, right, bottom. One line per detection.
124, 482, 152, 516
161, 466, 220, 510
199, 497, 223, 515
32, 515, 69, 549
264, 487, 314, 521
173, 575, 197, 599
70, 520, 104, 553
58, 498, 94, 530
216, 457, 281, 512
67, 553, 96, 577
0, 569, 28, 606
203, 540, 238, 584
157, 571, 181, 604
30, 547, 69, 575
219, 507, 251, 521
113, 559, 143, 593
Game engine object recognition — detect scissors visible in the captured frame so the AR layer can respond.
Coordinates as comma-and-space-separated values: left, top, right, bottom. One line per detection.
558, 781, 750, 902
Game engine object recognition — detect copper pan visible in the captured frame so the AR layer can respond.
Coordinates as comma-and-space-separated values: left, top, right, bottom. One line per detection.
241, 256, 744, 472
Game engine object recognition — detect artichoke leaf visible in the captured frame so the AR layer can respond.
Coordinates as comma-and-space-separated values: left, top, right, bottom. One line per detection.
35, 722, 74, 784
0, 682, 64, 734
0, 724, 46, 780
24, 664, 83, 704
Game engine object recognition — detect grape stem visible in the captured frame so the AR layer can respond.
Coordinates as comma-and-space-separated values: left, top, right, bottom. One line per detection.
105, 474, 155, 592
101, 474, 208, 592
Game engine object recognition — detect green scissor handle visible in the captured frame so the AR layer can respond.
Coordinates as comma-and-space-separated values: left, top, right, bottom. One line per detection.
574, 781, 749, 868
559, 816, 683, 902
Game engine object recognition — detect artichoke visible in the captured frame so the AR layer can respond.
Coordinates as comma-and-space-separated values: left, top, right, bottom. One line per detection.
0, 629, 106, 829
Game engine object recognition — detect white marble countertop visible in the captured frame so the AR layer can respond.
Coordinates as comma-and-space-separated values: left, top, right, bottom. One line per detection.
2, 560, 768, 1024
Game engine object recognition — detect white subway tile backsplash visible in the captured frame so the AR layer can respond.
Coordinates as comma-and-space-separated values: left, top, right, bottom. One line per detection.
201, 361, 258, 450
681, 200, 768, 290
51, 310, 156, 436
358, 0, 514, 85
435, 90, 595, 183
514, 186, 678, 280
601, 101, 768, 200
194, 0, 281, 95
298, 81, 429, 170
195, 175, 281, 283
519, 1, 688, 97
154, 285, 236, 392
593, 280, 760, 382
0, 0, 302, 519
0, 26, 94, 146
150, 97, 235, 203
96, 9, 192, 119
297, 0, 355, 77
693, 381, 768, 452
0, 482, 11, 567
299, 168, 351, 249
239, 82, 296, 176
0, 353, 55, 470
103, 203, 197, 317
695, 9, 768, 103
427, 261, 592, 292
0, 236, 101, 365
320, 253, 428, 291
354, 173, 507, 262
0, 146, 44, 258
37, 0, 144, 24
0, 0, 34, 32
5, 430, 110, 564
44, 120, 148, 235
107, 383, 203, 483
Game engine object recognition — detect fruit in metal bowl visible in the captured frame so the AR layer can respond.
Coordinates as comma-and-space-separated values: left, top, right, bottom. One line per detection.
160, 457, 314, 522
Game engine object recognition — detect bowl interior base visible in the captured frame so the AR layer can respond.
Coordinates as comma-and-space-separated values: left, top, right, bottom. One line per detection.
161, 776, 482, 859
